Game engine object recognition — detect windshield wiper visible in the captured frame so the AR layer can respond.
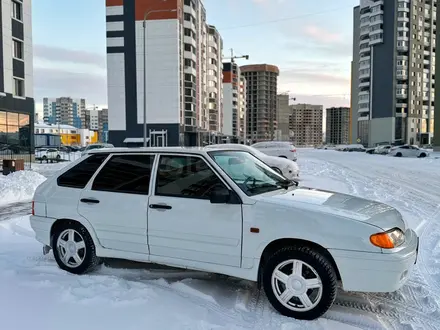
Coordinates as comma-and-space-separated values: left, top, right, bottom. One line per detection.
247, 183, 285, 193
279, 180, 298, 189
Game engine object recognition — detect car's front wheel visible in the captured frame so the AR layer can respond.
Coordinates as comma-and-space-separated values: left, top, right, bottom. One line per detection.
262, 246, 337, 320
52, 221, 101, 275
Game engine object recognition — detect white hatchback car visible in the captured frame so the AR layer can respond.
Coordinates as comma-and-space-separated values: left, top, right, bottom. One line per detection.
251, 141, 297, 161
205, 144, 299, 181
30, 147, 418, 320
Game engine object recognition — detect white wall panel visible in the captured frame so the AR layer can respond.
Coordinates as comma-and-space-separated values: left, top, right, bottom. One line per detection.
106, 6, 123, 16
2, 0, 12, 94
106, 21, 124, 32
107, 53, 126, 130
135, 20, 180, 124
23, 0, 33, 98
106, 37, 124, 47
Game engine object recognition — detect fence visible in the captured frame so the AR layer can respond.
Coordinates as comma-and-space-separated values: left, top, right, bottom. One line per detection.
0, 147, 83, 172
0, 148, 33, 170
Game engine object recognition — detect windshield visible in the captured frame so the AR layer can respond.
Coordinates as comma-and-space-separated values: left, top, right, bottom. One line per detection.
208, 150, 295, 196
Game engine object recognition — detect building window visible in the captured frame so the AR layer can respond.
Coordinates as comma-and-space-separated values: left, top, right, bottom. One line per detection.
12, 1, 22, 21
13, 77, 24, 97
13, 39, 23, 59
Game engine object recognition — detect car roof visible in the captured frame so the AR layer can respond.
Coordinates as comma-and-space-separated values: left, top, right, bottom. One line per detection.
88, 146, 218, 155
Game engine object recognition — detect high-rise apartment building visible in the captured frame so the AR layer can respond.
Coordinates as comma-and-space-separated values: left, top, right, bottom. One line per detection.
222, 62, 247, 142
352, 0, 436, 147
326, 107, 350, 145
0, 0, 34, 151
240, 64, 279, 142
289, 104, 323, 146
43, 97, 85, 129
276, 94, 291, 141
105, 0, 223, 147
83, 108, 109, 142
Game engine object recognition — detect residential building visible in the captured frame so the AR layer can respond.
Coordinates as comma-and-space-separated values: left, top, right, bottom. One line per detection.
350, 4, 361, 143
222, 61, 247, 142
82, 108, 109, 143
43, 97, 85, 129
276, 94, 291, 141
352, 0, 436, 147
34, 121, 98, 147
289, 104, 323, 146
240, 64, 279, 142
435, 6, 440, 151
326, 107, 350, 145
105, 0, 223, 147
0, 0, 34, 152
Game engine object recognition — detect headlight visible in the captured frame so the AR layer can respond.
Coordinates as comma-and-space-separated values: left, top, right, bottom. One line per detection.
370, 228, 405, 249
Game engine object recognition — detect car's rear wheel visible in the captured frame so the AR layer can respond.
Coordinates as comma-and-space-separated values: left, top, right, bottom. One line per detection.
52, 221, 101, 275
262, 246, 337, 320
395, 152, 402, 157
419, 153, 426, 158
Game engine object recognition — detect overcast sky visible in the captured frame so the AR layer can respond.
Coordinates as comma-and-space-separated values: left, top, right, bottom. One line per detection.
32, 0, 358, 115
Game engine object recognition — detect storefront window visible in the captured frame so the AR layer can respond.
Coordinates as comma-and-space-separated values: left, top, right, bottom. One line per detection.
0, 111, 30, 151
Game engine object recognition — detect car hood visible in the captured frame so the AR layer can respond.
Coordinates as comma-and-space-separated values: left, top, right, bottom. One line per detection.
259, 186, 406, 232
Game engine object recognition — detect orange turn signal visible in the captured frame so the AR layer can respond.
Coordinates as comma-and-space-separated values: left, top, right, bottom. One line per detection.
370, 232, 395, 249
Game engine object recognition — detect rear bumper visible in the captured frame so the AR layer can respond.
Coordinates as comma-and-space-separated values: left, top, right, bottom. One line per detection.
29, 215, 54, 246
330, 229, 419, 293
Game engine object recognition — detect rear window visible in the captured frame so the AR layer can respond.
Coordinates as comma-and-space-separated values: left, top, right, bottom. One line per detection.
57, 153, 109, 189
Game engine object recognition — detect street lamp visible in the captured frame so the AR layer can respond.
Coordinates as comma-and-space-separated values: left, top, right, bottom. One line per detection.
143, 8, 177, 147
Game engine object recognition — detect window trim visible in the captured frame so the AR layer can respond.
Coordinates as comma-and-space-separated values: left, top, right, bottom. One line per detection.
12, 37, 24, 61
12, 76, 25, 99
57, 153, 110, 189
90, 153, 157, 195
11, 0, 23, 23
152, 152, 240, 202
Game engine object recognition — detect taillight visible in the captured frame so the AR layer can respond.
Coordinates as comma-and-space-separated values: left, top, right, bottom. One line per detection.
31, 201, 35, 216
290, 149, 296, 152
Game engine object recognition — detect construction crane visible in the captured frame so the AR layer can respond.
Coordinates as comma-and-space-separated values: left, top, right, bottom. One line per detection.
223, 48, 249, 63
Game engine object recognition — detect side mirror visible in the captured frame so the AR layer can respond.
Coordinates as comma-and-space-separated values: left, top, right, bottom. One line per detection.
209, 186, 231, 204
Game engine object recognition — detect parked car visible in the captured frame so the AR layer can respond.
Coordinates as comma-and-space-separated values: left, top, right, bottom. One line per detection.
336, 144, 366, 152
366, 145, 392, 155
388, 145, 430, 158
35, 148, 62, 162
251, 141, 297, 161
30, 147, 418, 320
81, 143, 114, 156
205, 144, 300, 181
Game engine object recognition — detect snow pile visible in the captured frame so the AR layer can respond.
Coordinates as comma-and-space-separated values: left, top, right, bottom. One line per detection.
0, 171, 46, 206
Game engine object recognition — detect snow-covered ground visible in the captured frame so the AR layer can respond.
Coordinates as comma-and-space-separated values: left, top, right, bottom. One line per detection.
1, 150, 440, 329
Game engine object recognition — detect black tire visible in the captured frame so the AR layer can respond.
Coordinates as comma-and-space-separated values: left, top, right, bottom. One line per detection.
51, 221, 101, 275
419, 153, 426, 158
262, 246, 337, 320
395, 152, 402, 157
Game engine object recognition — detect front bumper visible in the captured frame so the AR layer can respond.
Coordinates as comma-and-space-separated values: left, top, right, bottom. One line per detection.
330, 228, 419, 293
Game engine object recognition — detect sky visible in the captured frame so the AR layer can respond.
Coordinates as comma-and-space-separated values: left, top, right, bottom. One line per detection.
32, 0, 359, 116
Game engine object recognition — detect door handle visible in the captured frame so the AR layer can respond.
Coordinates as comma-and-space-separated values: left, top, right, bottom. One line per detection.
149, 203, 172, 210
80, 198, 100, 204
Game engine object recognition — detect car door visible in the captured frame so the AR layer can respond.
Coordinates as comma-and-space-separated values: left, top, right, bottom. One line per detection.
147, 153, 243, 267
77, 153, 156, 255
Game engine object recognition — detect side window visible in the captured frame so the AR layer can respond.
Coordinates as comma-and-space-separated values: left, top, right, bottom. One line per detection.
92, 154, 155, 195
155, 155, 226, 199
57, 153, 109, 189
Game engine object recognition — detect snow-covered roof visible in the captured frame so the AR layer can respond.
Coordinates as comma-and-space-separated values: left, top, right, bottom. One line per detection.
35, 121, 78, 130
